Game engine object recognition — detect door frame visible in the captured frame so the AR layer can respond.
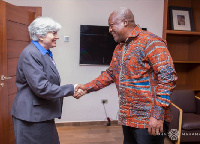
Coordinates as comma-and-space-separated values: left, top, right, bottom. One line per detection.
0, 2, 7, 144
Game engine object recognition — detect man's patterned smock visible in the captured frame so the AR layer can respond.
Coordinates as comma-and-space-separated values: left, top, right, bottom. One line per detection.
84, 25, 178, 128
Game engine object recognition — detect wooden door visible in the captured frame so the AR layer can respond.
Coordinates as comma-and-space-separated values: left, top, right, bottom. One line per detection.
0, 1, 41, 144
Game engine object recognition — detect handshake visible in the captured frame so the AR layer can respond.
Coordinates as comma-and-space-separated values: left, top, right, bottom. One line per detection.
73, 84, 87, 99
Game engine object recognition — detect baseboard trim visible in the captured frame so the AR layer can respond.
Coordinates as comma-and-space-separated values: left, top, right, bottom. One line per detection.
56, 120, 119, 127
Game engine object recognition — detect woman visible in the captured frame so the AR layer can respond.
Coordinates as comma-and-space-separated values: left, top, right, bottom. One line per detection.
11, 17, 81, 144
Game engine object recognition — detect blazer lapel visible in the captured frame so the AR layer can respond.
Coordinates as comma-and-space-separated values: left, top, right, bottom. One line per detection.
44, 54, 61, 83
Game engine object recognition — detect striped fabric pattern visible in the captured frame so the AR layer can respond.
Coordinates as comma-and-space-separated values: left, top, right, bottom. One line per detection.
84, 25, 177, 128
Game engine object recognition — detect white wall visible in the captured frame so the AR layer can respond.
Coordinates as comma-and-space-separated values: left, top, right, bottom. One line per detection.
5, 0, 164, 123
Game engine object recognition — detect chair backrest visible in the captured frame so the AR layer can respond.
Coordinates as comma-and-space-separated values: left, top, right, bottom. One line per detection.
171, 90, 196, 113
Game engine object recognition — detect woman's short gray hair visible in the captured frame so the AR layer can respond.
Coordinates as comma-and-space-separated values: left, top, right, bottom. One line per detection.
28, 16, 62, 41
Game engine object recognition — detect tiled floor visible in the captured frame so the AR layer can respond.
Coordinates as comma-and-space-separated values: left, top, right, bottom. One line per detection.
57, 125, 173, 144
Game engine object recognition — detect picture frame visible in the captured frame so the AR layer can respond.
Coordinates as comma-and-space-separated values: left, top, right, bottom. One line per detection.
169, 6, 194, 31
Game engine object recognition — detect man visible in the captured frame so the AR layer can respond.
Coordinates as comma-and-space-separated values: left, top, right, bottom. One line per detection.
75, 7, 177, 144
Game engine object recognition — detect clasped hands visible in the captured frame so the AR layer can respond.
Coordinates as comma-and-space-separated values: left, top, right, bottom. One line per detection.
73, 84, 87, 99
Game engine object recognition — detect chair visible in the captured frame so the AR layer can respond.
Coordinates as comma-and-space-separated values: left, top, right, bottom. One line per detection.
169, 89, 200, 144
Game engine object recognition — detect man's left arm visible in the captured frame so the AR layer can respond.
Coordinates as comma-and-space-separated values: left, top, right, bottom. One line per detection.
146, 39, 178, 135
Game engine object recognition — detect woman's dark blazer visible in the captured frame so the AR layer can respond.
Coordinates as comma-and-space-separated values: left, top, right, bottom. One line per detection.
11, 43, 74, 122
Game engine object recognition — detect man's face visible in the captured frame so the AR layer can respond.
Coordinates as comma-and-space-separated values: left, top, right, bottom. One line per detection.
108, 13, 125, 43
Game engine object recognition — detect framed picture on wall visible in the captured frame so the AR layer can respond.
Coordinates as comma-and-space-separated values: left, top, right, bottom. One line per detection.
169, 6, 194, 31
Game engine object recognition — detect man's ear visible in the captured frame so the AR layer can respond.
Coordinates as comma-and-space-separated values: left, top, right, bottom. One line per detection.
123, 19, 128, 27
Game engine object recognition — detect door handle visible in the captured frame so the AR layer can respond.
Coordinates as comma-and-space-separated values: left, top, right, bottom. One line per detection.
1, 75, 12, 81
0, 83, 4, 87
